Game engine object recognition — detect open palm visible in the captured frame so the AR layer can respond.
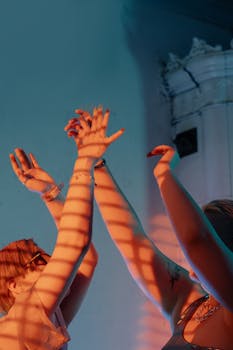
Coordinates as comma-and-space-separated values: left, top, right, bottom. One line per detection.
10, 149, 56, 194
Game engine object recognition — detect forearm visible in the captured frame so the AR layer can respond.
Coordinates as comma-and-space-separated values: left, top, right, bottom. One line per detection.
78, 242, 98, 276
58, 157, 94, 253
42, 193, 64, 229
155, 168, 233, 309
41, 167, 98, 273
34, 157, 96, 315
157, 168, 231, 280
60, 241, 98, 325
94, 164, 147, 249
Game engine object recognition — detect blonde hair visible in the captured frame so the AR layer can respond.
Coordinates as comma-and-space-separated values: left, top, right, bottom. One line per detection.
0, 239, 44, 313
203, 199, 233, 252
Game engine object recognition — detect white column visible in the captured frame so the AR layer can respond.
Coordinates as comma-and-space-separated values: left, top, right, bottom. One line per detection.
163, 37, 233, 205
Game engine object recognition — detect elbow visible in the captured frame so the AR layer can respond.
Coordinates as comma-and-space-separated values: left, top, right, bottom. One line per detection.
83, 242, 99, 269
90, 244, 99, 268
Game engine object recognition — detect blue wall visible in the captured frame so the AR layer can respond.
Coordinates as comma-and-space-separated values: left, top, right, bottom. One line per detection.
0, 1, 231, 349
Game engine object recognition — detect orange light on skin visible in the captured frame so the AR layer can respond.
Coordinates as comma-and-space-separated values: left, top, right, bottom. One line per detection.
150, 213, 189, 269
134, 213, 186, 350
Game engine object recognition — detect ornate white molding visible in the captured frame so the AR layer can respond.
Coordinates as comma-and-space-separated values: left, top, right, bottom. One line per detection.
161, 37, 233, 107
160, 37, 233, 203
165, 37, 223, 74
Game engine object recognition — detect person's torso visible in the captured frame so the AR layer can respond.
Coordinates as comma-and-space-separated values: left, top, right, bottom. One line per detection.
0, 289, 70, 350
162, 295, 233, 350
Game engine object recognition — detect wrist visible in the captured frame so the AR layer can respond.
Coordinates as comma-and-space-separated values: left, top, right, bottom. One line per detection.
94, 158, 106, 170
71, 158, 95, 185
74, 157, 95, 172
154, 166, 173, 187
41, 183, 64, 202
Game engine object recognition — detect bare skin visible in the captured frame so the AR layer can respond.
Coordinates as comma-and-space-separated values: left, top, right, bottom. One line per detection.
149, 145, 233, 348
92, 143, 233, 348
1, 106, 124, 350
10, 148, 98, 325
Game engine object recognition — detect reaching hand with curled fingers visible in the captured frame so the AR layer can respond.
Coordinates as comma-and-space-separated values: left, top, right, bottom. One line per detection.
147, 145, 180, 178
64, 106, 124, 161
9, 148, 57, 194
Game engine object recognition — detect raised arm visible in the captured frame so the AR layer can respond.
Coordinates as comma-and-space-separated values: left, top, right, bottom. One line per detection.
149, 145, 233, 311
9, 148, 98, 324
30, 107, 123, 316
94, 159, 197, 320
9, 148, 64, 229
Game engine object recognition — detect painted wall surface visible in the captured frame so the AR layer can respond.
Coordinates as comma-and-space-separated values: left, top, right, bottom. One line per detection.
0, 1, 232, 349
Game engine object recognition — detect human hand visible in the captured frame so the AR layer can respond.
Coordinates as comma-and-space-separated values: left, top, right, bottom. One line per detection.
147, 145, 180, 177
10, 148, 56, 194
64, 106, 124, 161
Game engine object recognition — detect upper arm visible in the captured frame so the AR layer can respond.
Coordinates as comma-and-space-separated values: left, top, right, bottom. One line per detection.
120, 234, 195, 317
60, 243, 98, 325
93, 165, 194, 316
34, 234, 90, 317
33, 158, 94, 316
60, 272, 92, 326
154, 166, 233, 311
187, 232, 233, 311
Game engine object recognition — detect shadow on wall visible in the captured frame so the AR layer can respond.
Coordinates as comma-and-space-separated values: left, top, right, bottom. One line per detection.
120, 1, 232, 349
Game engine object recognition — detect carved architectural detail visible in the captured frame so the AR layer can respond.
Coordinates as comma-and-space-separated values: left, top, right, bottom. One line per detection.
165, 37, 224, 73
160, 37, 233, 204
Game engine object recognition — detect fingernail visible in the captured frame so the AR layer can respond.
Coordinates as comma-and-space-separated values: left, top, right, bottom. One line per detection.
147, 151, 153, 158
75, 109, 83, 114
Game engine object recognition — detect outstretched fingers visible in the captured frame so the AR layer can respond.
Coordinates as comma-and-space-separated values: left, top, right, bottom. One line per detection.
29, 153, 40, 168
14, 148, 31, 170
95, 106, 104, 130
91, 107, 101, 131
107, 128, 125, 144
64, 118, 80, 137
9, 153, 20, 176
65, 106, 124, 156
102, 108, 110, 130
75, 109, 92, 121
75, 110, 92, 128
79, 116, 92, 133
9, 153, 28, 184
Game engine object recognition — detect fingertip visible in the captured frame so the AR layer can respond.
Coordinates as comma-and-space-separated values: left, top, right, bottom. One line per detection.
75, 109, 83, 115
67, 130, 76, 137
146, 151, 153, 158
15, 147, 22, 153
